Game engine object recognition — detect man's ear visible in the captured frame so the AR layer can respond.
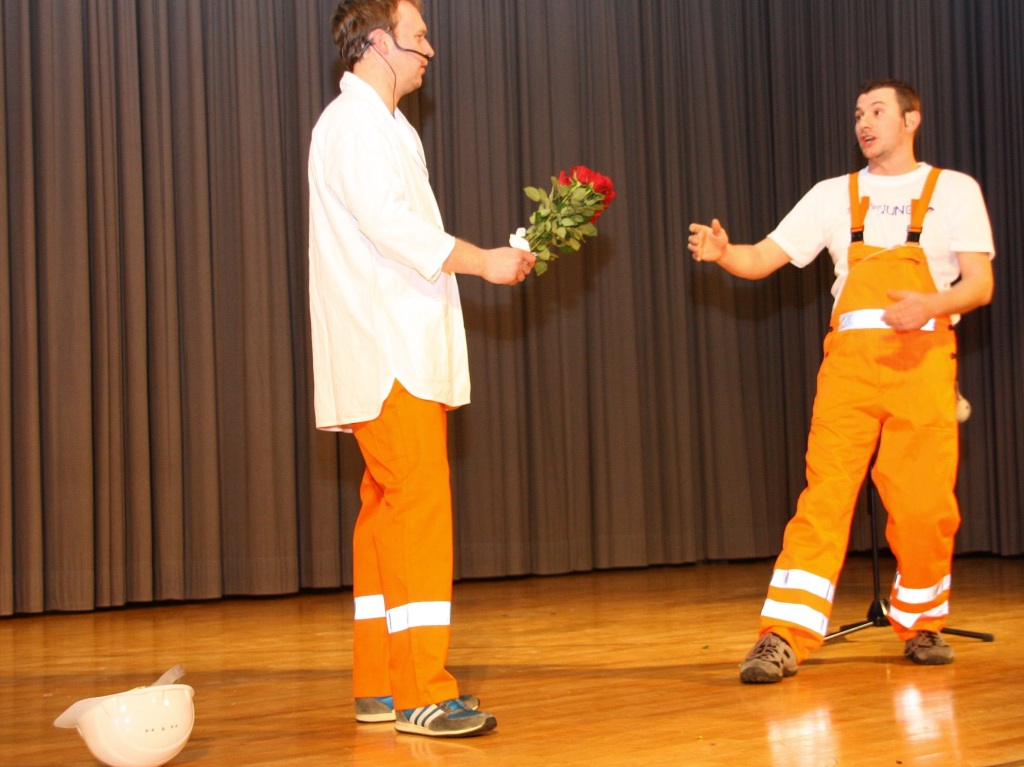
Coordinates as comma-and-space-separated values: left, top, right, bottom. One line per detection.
904, 109, 922, 134
367, 27, 389, 55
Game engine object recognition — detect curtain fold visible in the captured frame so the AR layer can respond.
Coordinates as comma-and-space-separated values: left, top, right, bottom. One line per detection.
0, 0, 12, 617
1, 0, 1022, 615
33, 1, 97, 610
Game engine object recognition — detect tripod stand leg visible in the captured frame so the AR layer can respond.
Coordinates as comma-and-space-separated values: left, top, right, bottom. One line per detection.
827, 598, 890, 640
940, 626, 994, 642
827, 620, 876, 640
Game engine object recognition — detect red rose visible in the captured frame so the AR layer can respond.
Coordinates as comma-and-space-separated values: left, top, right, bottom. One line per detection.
560, 165, 616, 222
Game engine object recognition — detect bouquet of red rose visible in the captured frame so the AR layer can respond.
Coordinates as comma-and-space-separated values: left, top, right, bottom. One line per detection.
510, 165, 615, 275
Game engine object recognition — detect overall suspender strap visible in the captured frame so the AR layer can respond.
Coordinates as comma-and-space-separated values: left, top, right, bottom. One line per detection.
848, 172, 871, 242
906, 167, 943, 244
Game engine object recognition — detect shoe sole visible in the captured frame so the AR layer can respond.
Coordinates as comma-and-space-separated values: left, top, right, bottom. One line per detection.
355, 711, 396, 723
907, 654, 954, 666
739, 665, 797, 684
395, 714, 497, 738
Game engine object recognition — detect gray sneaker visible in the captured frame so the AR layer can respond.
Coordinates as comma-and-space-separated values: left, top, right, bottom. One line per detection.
739, 632, 798, 683
355, 696, 396, 723
395, 697, 496, 737
356, 694, 480, 723
904, 630, 954, 665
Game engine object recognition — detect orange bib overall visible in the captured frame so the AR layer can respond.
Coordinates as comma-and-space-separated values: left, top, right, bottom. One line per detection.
759, 168, 961, 661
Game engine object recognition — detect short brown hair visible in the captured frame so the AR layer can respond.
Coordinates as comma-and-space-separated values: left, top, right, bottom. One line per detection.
857, 78, 921, 116
331, 0, 424, 72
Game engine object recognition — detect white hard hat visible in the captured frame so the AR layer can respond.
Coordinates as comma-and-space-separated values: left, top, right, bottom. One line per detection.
54, 665, 195, 767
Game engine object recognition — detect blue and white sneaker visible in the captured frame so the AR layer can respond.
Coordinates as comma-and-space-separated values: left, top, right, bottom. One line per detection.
355, 693, 480, 723
394, 697, 496, 737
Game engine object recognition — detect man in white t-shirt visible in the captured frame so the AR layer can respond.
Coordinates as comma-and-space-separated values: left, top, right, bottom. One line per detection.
308, 0, 534, 735
688, 79, 994, 683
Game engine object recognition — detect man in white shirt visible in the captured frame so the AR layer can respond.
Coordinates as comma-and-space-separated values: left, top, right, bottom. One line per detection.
308, 0, 534, 736
687, 79, 994, 683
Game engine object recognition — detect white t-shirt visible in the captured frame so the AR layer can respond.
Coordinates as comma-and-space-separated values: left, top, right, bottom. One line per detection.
768, 163, 995, 306
308, 72, 467, 430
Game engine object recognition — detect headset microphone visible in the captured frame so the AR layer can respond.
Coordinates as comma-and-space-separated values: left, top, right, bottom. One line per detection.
386, 31, 432, 60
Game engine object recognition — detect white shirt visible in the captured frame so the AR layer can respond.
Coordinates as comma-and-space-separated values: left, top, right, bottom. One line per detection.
308, 73, 468, 430
768, 163, 995, 307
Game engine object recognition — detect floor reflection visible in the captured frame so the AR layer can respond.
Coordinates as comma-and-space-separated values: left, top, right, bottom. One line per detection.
765, 676, 964, 767
768, 705, 838, 767
893, 682, 962, 763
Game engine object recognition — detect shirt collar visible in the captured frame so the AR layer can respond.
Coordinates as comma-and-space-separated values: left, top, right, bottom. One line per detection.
340, 71, 399, 119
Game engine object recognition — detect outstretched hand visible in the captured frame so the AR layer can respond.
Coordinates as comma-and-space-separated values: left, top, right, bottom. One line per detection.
688, 218, 730, 263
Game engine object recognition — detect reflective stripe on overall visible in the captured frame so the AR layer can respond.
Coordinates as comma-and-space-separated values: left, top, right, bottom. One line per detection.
760, 168, 961, 661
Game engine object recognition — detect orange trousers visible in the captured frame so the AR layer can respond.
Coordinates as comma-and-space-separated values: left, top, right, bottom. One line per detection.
760, 326, 961, 662
350, 381, 459, 709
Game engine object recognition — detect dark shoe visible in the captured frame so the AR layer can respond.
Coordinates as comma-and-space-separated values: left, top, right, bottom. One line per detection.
904, 630, 954, 665
356, 694, 480, 723
739, 632, 798, 683
395, 697, 496, 737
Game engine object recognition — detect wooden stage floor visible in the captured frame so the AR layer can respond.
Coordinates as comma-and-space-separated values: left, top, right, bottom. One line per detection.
2, 556, 1023, 766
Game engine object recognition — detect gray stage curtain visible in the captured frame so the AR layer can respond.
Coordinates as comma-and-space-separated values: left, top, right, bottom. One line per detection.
1, 0, 1021, 615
